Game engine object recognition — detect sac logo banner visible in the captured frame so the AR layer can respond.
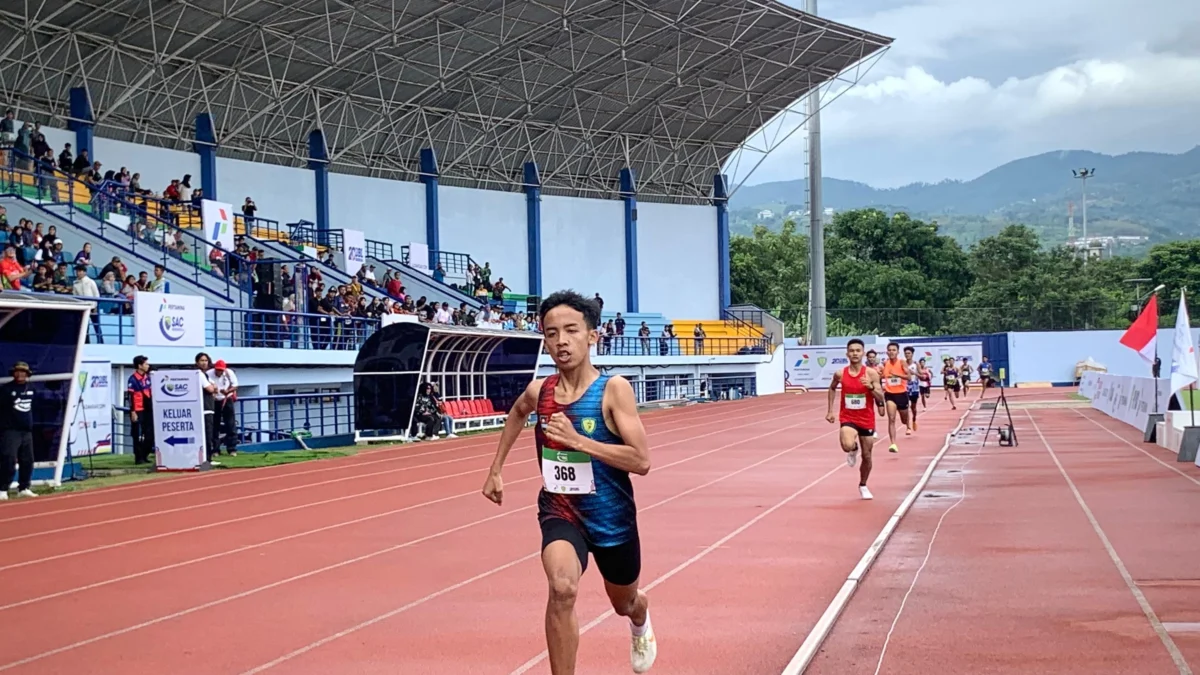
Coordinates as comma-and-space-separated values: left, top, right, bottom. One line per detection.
134, 291, 206, 347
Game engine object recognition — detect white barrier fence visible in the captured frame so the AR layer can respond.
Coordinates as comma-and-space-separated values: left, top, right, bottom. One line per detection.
1077, 371, 1171, 432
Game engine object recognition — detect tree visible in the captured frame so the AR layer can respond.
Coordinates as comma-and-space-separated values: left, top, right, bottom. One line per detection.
730, 220, 809, 315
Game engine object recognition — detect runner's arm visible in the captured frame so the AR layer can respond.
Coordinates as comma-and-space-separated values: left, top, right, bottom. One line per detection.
867, 370, 886, 404
550, 375, 650, 475
826, 370, 842, 416
486, 377, 542, 477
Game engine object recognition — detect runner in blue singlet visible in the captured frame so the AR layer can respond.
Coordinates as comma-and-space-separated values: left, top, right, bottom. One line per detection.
482, 290, 657, 674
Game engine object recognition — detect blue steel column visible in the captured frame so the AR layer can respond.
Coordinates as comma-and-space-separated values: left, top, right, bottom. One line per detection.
307, 130, 330, 247
523, 161, 542, 298
713, 173, 731, 310
619, 167, 639, 313
193, 113, 218, 201
68, 87, 95, 161
420, 148, 440, 269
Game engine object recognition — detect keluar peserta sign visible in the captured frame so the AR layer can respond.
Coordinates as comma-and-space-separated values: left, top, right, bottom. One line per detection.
134, 291, 207, 347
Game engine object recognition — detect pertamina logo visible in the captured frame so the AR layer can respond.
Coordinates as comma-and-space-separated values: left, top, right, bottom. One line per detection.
158, 298, 189, 342
210, 207, 231, 242
794, 353, 810, 367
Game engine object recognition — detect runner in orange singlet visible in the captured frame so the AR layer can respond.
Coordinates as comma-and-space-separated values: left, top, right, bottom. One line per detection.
880, 341, 911, 453
826, 339, 885, 500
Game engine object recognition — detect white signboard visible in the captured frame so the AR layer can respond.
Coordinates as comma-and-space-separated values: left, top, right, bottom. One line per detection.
1080, 373, 1171, 431
784, 346, 850, 388
340, 228, 366, 277
134, 291, 206, 347
408, 241, 431, 275
151, 370, 208, 470
68, 360, 113, 456
200, 199, 236, 256
899, 342, 984, 387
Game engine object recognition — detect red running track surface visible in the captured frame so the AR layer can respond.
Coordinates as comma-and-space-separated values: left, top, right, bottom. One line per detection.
0, 392, 968, 674
807, 389, 1200, 675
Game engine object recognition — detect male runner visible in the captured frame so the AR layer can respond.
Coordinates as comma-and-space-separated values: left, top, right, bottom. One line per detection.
959, 357, 973, 397
903, 346, 921, 432
880, 342, 911, 452
942, 356, 960, 409
482, 290, 656, 675
865, 349, 885, 417
978, 356, 993, 396
917, 358, 932, 409
826, 338, 885, 499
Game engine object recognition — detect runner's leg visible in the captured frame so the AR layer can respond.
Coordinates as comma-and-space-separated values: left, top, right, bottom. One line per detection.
885, 399, 899, 446
542, 523, 587, 675
596, 536, 655, 673
840, 425, 860, 467
859, 432, 876, 498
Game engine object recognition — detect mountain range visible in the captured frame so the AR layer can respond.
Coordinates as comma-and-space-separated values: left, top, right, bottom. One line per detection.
728, 146, 1200, 248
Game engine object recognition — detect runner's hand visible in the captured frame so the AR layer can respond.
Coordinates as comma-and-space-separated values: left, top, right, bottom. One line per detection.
825, 411, 836, 424
482, 472, 503, 505
543, 412, 581, 448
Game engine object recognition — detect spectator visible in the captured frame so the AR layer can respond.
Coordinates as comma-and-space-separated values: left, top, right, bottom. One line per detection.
242, 197, 256, 219
72, 149, 90, 175
410, 382, 444, 440
207, 360, 239, 457
435, 302, 452, 324
57, 144, 73, 174
149, 264, 167, 292
1, 245, 29, 291
72, 264, 102, 344
73, 243, 92, 267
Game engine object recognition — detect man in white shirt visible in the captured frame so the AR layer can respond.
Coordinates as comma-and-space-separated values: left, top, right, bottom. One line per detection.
206, 359, 239, 457
148, 264, 168, 292
71, 264, 103, 343
434, 302, 452, 324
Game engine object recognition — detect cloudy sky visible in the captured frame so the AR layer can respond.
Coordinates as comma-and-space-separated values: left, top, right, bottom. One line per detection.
738, 0, 1200, 188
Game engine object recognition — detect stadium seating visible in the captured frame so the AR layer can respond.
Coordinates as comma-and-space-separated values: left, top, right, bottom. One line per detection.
670, 319, 767, 355
444, 398, 507, 432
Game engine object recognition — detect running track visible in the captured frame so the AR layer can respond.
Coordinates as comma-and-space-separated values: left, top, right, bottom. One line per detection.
2, 389, 1156, 674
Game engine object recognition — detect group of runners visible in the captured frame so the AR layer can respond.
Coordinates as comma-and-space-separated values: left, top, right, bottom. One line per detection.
478, 290, 997, 674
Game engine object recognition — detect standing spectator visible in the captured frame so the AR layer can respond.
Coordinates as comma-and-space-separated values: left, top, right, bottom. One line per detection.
72, 265, 102, 344
0, 361, 38, 499
195, 353, 220, 465
638, 321, 651, 355
126, 355, 154, 465
594, 293, 604, 313
208, 360, 239, 457
242, 197, 256, 219
149, 264, 167, 292
693, 324, 706, 355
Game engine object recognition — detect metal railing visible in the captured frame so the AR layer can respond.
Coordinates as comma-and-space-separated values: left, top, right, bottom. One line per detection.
595, 335, 770, 357
631, 374, 758, 403
366, 239, 394, 260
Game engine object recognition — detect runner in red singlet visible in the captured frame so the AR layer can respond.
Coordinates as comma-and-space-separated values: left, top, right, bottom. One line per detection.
826, 338, 885, 500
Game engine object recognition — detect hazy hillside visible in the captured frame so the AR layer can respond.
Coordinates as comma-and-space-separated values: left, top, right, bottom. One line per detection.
730, 146, 1200, 248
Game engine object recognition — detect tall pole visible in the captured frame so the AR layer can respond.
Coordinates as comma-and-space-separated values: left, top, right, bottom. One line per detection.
806, 0, 826, 345
1074, 168, 1094, 263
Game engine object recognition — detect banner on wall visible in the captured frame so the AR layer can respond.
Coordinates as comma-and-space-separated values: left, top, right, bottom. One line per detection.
783, 346, 851, 388
200, 199, 236, 256
134, 291, 206, 347
896, 342, 984, 387
408, 241, 431, 275
151, 370, 208, 470
1078, 371, 1172, 431
340, 229, 366, 277
67, 360, 113, 456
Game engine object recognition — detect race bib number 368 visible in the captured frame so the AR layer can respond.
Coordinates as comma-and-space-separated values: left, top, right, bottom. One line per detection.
541, 447, 596, 495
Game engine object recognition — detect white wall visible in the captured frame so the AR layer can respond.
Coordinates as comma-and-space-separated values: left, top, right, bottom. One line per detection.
636, 202, 718, 319
329, 173, 424, 248
1008, 328, 1200, 384
216, 157, 315, 227
94, 138, 200, 194
440, 185, 527, 291
541, 195, 626, 310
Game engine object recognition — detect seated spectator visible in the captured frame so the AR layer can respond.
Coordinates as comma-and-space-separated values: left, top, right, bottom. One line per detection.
73, 243, 92, 267
410, 382, 445, 440
1, 245, 29, 290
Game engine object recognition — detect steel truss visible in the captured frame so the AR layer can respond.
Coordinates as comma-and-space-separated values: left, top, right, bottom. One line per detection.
0, 0, 890, 204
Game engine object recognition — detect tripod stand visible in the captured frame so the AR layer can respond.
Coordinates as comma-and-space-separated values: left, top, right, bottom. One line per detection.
982, 380, 1018, 447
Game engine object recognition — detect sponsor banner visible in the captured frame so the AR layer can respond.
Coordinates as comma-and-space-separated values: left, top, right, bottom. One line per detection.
150, 370, 207, 470
783, 346, 850, 389
200, 199, 236, 257
134, 291, 206, 347
340, 229, 366, 277
897, 342, 984, 387
408, 241, 431, 275
1078, 372, 1171, 431
68, 360, 113, 456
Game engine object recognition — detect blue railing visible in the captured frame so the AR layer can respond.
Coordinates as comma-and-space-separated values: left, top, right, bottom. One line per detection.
22, 292, 378, 350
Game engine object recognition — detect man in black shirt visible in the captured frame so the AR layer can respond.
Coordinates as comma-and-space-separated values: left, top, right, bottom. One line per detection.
1, 361, 37, 500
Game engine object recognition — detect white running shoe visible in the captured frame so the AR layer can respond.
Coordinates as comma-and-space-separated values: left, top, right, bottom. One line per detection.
631, 623, 657, 673
846, 449, 858, 468
0, 492, 8, 501
18, 489, 37, 498
859, 485, 874, 500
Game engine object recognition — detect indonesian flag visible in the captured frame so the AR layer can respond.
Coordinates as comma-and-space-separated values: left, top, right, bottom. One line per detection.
1119, 294, 1158, 364
1170, 291, 1198, 396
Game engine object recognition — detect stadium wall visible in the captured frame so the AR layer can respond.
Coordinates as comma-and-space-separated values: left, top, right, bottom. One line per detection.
636, 202, 718, 319
1006, 328, 1200, 385
329, 173, 425, 245
439, 185, 527, 291
540, 194, 627, 310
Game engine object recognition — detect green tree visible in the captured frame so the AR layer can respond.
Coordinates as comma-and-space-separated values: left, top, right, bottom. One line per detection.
730, 220, 809, 315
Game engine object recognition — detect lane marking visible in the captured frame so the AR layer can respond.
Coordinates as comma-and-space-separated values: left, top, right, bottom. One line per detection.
0, 400, 795, 524
1070, 408, 1200, 488
0, 403, 821, 575
1164, 623, 1200, 634
0, 409, 835, 668
780, 401, 971, 675
1027, 410, 1193, 675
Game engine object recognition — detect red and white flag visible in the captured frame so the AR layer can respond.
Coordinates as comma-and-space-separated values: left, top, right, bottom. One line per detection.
1119, 294, 1158, 364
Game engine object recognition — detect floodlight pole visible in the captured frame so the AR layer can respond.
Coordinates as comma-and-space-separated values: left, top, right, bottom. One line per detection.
806, 0, 827, 345
1074, 168, 1093, 263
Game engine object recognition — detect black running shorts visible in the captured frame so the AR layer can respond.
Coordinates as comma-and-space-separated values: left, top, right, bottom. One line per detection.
840, 422, 875, 438
884, 391, 910, 410
540, 517, 642, 587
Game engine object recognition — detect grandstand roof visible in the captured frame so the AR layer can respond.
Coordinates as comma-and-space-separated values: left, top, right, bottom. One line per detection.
0, 0, 891, 203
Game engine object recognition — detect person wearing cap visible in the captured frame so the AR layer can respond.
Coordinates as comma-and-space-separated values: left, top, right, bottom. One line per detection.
207, 360, 239, 457
0, 362, 38, 499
